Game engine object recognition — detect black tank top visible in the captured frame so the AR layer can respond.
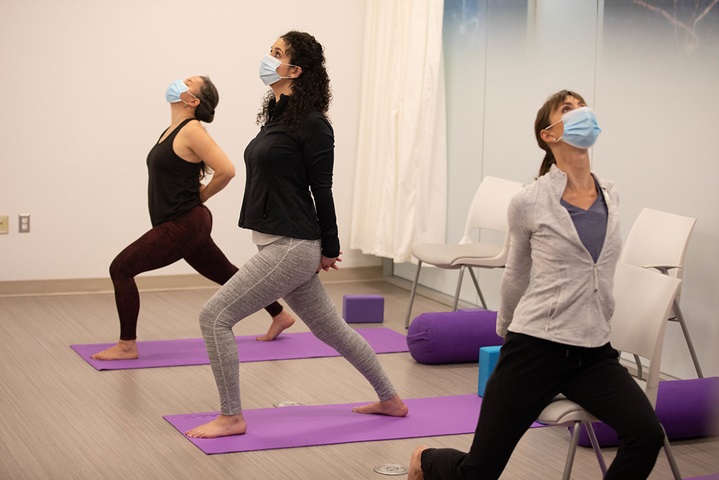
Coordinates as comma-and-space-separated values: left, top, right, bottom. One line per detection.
146, 118, 202, 226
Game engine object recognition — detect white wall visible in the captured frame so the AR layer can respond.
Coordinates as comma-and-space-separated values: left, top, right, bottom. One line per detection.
0, 0, 376, 282
396, 0, 719, 379
1, 0, 716, 379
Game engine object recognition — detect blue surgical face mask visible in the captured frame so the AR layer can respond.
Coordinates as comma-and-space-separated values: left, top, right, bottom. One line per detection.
546, 106, 602, 149
165, 79, 197, 104
259, 55, 294, 86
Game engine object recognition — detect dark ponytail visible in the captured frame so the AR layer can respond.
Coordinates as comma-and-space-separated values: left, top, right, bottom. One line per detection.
193, 76, 220, 179
195, 76, 219, 123
538, 151, 556, 177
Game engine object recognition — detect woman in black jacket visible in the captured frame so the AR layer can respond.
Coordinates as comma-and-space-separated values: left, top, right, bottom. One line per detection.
186, 31, 408, 439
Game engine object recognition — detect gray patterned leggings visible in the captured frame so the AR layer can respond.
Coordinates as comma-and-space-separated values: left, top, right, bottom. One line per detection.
199, 237, 397, 415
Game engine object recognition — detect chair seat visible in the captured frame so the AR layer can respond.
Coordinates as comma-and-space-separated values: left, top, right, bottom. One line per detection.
537, 397, 599, 426
412, 242, 504, 268
538, 375, 647, 426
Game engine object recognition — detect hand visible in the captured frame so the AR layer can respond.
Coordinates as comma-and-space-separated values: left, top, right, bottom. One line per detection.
199, 183, 208, 203
317, 251, 342, 273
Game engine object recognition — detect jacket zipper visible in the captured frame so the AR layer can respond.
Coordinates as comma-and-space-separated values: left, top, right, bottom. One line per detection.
593, 264, 599, 292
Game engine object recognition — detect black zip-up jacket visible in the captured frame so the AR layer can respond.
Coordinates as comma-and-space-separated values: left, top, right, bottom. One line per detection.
239, 95, 340, 257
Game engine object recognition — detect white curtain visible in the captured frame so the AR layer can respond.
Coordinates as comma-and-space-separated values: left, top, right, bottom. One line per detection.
349, 0, 447, 263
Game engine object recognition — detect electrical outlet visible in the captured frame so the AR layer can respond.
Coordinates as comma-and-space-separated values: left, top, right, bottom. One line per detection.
0, 215, 8, 234
19, 214, 30, 233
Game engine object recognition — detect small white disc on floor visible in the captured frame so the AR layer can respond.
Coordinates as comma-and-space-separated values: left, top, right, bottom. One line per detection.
373, 464, 409, 476
273, 401, 301, 407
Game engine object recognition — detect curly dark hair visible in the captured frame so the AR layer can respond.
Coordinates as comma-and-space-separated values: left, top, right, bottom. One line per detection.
534, 89, 586, 177
257, 31, 332, 128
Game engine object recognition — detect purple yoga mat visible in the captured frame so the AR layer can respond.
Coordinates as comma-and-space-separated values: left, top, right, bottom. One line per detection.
71, 328, 408, 371
164, 394, 544, 454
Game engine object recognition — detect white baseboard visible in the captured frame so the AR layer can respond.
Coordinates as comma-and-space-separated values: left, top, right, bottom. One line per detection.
0, 266, 383, 297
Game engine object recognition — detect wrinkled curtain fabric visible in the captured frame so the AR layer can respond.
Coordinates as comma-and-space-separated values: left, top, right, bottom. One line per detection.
350, 0, 447, 263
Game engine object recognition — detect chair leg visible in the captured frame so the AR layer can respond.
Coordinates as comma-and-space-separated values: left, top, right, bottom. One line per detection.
451, 266, 466, 311
404, 261, 423, 329
467, 267, 488, 309
661, 425, 682, 480
653, 267, 703, 378
562, 421, 582, 480
585, 423, 607, 477
672, 300, 704, 378
633, 354, 644, 380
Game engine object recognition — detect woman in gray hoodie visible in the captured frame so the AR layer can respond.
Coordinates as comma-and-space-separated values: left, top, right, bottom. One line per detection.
409, 90, 665, 480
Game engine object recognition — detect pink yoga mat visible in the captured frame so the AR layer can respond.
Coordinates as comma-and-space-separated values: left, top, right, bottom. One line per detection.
163, 394, 544, 455
71, 328, 408, 371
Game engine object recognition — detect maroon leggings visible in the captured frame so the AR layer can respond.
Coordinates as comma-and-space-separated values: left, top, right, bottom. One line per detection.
109, 205, 283, 340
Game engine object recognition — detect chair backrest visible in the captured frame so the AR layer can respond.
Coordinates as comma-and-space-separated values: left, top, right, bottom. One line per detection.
620, 208, 696, 282
609, 263, 681, 406
459, 176, 524, 245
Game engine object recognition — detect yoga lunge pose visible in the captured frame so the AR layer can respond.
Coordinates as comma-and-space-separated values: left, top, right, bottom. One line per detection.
185, 31, 408, 438
91, 76, 294, 361
409, 90, 667, 479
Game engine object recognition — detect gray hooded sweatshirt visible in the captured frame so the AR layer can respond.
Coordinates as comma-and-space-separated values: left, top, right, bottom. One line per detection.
497, 165, 622, 348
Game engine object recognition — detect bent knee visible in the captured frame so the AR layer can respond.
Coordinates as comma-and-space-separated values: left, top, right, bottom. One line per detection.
109, 256, 131, 281
623, 420, 665, 450
199, 300, 239, 331
642, 422, 666, 449
199, 304, 219, 328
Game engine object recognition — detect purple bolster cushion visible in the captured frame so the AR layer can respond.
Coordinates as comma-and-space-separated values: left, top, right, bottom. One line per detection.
406, 309, 504, 364
577, 377, 719, 447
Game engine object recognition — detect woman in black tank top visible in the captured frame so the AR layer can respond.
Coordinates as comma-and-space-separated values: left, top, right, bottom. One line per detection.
91, 76, 295, 361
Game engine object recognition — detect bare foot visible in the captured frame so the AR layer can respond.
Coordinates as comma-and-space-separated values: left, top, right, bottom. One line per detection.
185, 413, 247, 438
90, 339, 138, 360
408, 446, 428, 480
256, 310, 296, 341
352, 394, 409, 417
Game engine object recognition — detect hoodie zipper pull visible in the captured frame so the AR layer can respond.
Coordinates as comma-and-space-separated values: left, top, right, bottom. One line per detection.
593, 265, 599, 292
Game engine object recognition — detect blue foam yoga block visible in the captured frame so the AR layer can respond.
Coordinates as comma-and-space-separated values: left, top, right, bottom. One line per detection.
342, 294, 384, 323
478, 345, 502, 397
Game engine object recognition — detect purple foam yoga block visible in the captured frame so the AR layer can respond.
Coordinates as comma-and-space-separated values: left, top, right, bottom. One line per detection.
407, 309, 504, 364
576, 377, 719, 447
342, 294, 384, 323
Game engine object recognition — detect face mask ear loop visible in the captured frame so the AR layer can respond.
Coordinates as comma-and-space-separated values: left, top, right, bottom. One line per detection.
280, 64, 299, 80
543, 119, 562, 144
544, 118, 562, 131
182, 91, 199, 107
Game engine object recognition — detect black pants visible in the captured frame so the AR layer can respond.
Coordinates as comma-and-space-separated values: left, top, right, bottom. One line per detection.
109, 205, 283, 340
421, 332, 665, 479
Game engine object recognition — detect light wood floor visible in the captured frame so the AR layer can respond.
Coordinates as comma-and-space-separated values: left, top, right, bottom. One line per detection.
0, 279, 716, 479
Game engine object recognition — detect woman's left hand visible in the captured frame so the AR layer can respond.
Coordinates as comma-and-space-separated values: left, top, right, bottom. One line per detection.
318, 252, 342, 272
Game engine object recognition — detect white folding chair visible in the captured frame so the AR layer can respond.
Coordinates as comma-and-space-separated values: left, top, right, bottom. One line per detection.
404, 176, 523, 328
620, 207, 702, 378
536, 263, 683, 480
